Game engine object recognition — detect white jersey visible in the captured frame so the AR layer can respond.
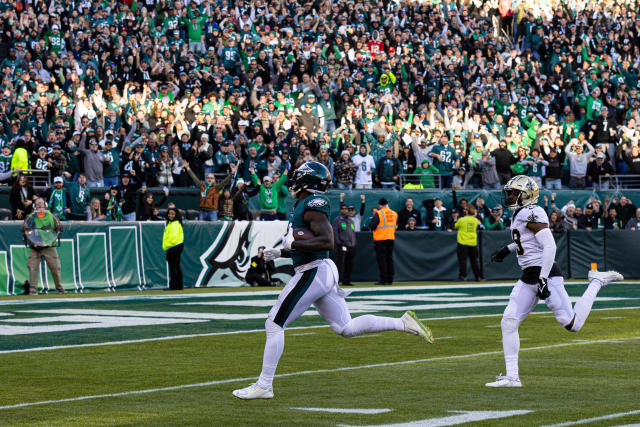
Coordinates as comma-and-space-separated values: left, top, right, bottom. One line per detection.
510, 205, 548, 270
352, 154, 376, 185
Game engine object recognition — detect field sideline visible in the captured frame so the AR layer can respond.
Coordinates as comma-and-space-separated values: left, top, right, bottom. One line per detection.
0, 281, 638, 426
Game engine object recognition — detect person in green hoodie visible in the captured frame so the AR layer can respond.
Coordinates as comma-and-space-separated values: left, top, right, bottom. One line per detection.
414, 159, 440, 188
251, 165, 289, 220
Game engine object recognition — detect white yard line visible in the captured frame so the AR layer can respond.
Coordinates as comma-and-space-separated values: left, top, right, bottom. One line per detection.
0, 306, 638, 355
0, 336, 638, 411
540, 409, 640, 427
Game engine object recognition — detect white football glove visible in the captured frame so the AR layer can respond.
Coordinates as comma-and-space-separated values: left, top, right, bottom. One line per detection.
263, 248, 281, 261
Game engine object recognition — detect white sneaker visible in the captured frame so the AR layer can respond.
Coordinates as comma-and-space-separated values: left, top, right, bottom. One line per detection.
402, 311, 434, 344
232, 383, 274, 400
485, 375, 522, 388
588, 270, 624, 287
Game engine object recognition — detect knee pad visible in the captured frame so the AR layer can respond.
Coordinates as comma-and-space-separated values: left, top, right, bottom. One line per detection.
501, 316, 519, 334
331, 321, 355, 338
265, 318, 284, 336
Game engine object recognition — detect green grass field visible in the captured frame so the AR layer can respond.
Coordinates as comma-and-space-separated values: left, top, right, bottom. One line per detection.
0, 281, 638, 426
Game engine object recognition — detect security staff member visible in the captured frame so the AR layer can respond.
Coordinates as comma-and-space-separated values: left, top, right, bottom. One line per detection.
245, 246, 278, 287
370, 198, 397, 285
454, 205, 483, 281
332, 204, 357, 286
21, 198, 65, 295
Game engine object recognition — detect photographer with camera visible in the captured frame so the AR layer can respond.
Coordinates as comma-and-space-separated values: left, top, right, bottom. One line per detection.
21, 198, 65, 295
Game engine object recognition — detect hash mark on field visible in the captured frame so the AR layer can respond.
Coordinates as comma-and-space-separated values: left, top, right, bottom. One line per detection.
601, 316, 624, 320
0, 336, 638, 411
288, 332, 316, 337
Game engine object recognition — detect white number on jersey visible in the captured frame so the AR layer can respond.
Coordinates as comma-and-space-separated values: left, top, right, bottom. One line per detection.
510, 205, 549, 270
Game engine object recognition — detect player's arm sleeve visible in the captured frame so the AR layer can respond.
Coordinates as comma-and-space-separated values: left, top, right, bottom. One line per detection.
534, 227, 556, 279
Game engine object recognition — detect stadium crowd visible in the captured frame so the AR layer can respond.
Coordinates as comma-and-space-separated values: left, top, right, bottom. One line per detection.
0, 0, 640, 224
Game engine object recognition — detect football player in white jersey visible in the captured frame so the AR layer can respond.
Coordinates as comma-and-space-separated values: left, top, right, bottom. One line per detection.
486, 175, 624, 387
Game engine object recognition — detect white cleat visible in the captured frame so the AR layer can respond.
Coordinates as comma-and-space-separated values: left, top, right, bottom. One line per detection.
485, 375, 522, 388
588, 270, 624, 287
232, 383, 274, 400
402, 311, 435, 344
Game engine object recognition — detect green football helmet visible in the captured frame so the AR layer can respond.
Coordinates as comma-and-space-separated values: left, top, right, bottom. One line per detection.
289, 161, 330, 196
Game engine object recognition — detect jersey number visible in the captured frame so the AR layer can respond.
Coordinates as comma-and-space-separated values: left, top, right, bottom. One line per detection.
511, 229, 525, 256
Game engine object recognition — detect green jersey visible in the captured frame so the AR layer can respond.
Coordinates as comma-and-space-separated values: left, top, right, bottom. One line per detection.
432, 207, 447, 231
290, 194, 330, 267
102, 147, 120, 178
430, 144, 458, 176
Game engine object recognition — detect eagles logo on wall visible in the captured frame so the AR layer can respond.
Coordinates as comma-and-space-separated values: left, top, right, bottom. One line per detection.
195, 221, 295, 287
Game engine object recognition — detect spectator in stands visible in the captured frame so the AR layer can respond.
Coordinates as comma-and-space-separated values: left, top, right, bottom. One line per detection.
87, 198, 107, 222
561, 202, 579, 231
273, 171, 289, 221
340, 193, 366, 232
79, 136, 107, 188
578, 203, 599, 231
332, 204, 357, 287
426, 198, 450, 232
604, 197, 623, 230
477, 150, 501, 190
43, 177, 71, 220
138, 186, 169, 221
118, 173, 141, 222
334, 151, 356, 190
103, 187, 124, 222
376, 148, 401, 189
251, 165, 288, 221
397, 198, 422, 230
185, 161, 236, 221
163, 208, 184, 291
522, 148, 548, 189
566, 140, 596, 189
414, 159, 439, 188
621, 145, 640, 177
587, 152, 614, 190
625, 208, 640, 230
429, 135, 459, 188
541, 145, 565, 190
454, 205, 483, 282
232, 179, 259, 221
484, 206, 506, 231
492, 140, 516, 185
10, 174, 36, 220
614, 196, 637, 226
352, 145, 375, 189
65, 174, 90, 221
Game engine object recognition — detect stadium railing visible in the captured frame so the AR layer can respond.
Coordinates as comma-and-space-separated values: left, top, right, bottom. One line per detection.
398, 174, 442, 190
601, 175, 640, 189
18, 169, 51, 190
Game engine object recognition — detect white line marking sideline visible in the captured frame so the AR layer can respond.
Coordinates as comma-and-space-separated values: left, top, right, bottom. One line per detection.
0, 306, 638, 355
0, 336, 638, 411
540, 409, 640, 427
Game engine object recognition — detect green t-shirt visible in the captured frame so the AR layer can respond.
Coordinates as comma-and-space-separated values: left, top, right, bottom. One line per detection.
290, 194, 330, 267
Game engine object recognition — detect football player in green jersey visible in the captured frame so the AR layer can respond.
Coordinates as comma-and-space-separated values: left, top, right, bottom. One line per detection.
233, 162, 434, 400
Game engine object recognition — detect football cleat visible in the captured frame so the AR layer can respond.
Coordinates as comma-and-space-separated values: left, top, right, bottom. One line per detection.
402, 311, 434, 344
588, 270, 624, 287
485, 375, 522, 388
232, 383, 274, 400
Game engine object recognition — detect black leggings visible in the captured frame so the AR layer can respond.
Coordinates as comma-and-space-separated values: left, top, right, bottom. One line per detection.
166, 244, 184, 290
456, 244, 481, 280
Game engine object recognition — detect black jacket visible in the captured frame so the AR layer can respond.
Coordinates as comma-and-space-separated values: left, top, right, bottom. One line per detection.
118, 180, 142, 215
491, 148, 516, 173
